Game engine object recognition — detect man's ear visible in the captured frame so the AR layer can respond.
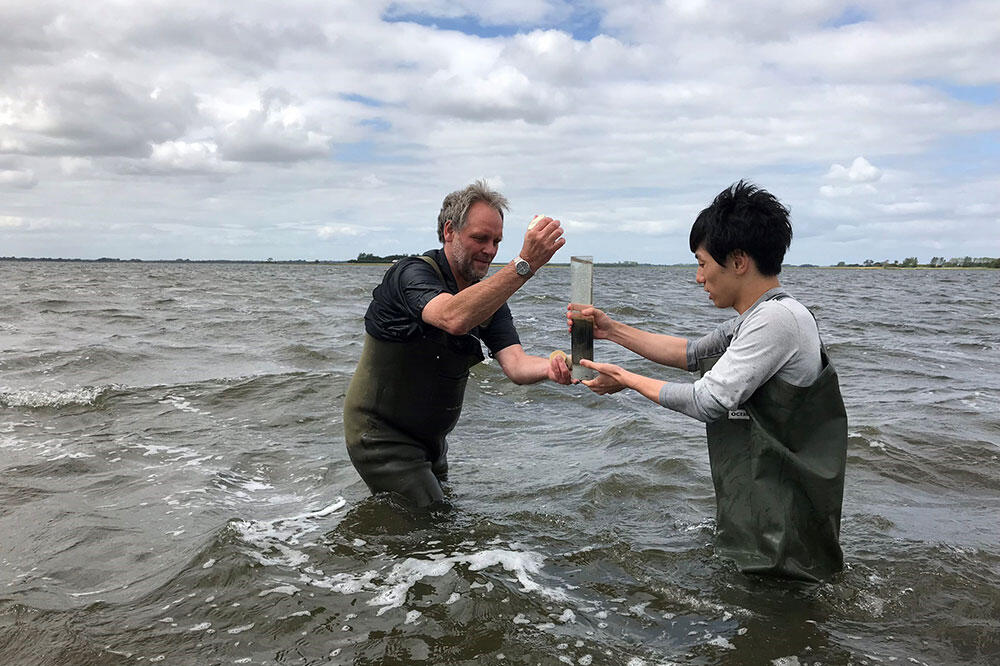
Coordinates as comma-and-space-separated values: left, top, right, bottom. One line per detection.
730, 249, 751, 274
442, 219, 455, 242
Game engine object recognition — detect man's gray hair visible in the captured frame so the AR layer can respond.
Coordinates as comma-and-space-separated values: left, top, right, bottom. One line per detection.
436, 180, 509, 243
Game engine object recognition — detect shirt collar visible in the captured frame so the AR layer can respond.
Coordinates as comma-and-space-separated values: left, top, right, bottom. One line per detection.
733, 286, 788, 327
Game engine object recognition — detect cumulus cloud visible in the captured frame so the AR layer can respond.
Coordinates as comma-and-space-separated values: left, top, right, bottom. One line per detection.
819, 183, 878, 198
0, 1, 997, 262
4, 77, 199, 157
317, 224, 366, 239
820, 156, 884, 198
147, 141, 239, 174
59, 157, 93, 175
825, 156, 882, 183
122, 11, 329, 68
878, 201, 936, 215
618, 218, 682, 235
218, 88, 331, 162
0, 168, 38, 188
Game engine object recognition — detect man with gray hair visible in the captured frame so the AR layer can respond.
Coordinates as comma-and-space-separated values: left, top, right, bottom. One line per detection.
343, 180, 570, 507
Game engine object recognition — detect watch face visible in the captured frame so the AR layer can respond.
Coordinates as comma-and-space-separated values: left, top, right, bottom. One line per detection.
516, 260, 530, 275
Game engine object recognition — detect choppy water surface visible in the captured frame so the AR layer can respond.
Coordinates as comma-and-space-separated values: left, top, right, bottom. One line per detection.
1, 261, 998, 665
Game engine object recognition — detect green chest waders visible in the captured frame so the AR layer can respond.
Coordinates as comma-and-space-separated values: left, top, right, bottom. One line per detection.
344, 332, 483, 506
698, 348, 848, 581
343, 255, 490, 507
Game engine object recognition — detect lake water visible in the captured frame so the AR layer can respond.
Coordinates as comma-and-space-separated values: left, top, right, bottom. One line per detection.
1, 261, 998, 665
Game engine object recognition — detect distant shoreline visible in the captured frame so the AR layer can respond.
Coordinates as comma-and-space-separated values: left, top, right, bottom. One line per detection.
0, 257, 996, 270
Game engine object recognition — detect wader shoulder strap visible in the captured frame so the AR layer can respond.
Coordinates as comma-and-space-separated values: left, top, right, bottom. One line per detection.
417, 254, 446, 283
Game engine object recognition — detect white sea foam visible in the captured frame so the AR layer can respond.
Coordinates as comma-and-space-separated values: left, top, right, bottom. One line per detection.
68, 585, 124, 598
0, 385, 115, 408
299, 542, 564, 618
707, 635, 735, 650
628, 602, 650, 616
133, 441, 202, 461
159, 394, 209, 415
231, 497, 347, 568
304, 570, 378, 594
557, 608, 576, 623
682, 519, 715, 533
369, 558, 456, 614
772, 658, 800, 666
46, 450, 96, 461
465, 549, 559, 598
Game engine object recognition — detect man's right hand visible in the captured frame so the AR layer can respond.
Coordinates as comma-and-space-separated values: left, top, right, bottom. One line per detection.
518, 216, 565, 272
567, 303, 615, 340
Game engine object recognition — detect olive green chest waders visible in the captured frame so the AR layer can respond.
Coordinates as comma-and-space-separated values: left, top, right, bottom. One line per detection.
343, 256, 489, 507
698, 347, 848, 582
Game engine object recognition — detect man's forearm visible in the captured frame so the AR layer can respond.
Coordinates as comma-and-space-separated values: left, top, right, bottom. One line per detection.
505, 353, 549, 385
607, 322, 689, 370
424, 263, 527, 335
495, 345, 554, 385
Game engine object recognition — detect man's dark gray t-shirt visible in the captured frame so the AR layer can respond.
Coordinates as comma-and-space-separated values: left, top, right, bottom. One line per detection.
363, 248, 520, 356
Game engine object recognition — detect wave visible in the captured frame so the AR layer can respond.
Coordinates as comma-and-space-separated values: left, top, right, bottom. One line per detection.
0, 385, 122, 409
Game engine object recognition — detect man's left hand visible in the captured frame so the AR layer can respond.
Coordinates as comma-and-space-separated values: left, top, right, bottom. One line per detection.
547, 352, 573, 385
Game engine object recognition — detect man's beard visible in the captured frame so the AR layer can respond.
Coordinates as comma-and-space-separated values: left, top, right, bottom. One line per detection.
453, 242, 490, 282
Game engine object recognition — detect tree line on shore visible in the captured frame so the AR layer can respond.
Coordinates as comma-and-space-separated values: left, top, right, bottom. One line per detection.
350, 253, 1000, 269
836, 256, 1000, 268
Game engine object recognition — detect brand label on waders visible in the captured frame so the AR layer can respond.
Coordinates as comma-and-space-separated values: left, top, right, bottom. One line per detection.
728, 409, 750, 420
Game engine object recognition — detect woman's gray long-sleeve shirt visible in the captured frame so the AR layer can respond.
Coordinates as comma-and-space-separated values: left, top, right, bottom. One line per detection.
658, 287, 822, 423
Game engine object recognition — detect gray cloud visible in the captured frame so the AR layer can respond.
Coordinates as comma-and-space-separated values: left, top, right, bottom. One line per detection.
5, 76, 199, 157
217, 89, 332, 162
120, 11, 329, 70
0, 168, 38, 188
1, 0, 997, 263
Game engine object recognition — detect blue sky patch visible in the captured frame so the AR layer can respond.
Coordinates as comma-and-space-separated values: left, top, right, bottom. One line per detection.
383, 11, 519, 38
341, 93, 385, 108
333, 139, 421, 164
382, 5, 604, 41
360, 117, 391, 132
333, 139, 378, 163
825, 6, 869, 28
914, 79, 1000, 105
938, 83, 999, 105
931, 131, 1000, 176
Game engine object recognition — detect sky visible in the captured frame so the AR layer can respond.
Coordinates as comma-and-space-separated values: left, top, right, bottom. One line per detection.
2, 1, 999, 265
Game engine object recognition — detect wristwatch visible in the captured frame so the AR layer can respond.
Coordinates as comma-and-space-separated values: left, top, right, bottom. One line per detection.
513, 256, 534, 277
